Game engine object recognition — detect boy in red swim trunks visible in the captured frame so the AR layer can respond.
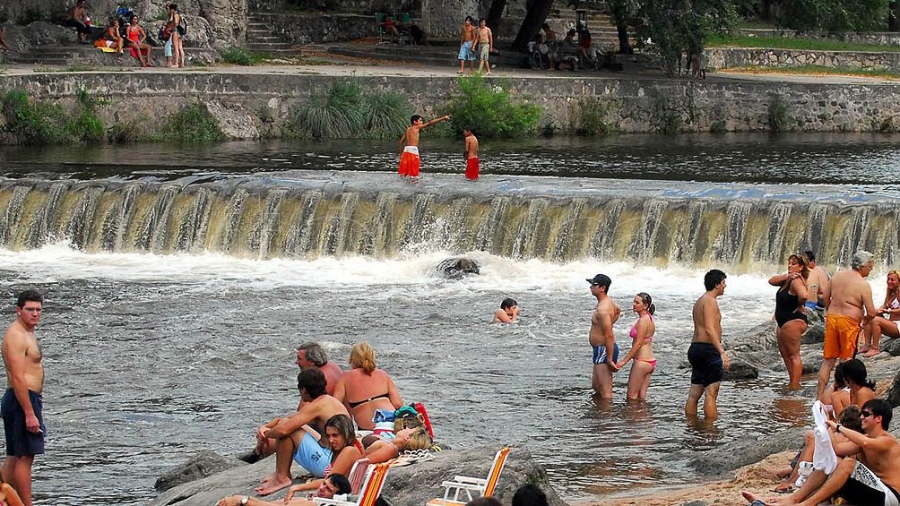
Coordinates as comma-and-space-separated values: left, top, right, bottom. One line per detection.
463, 127, 479, 180
398, 114, 451, 179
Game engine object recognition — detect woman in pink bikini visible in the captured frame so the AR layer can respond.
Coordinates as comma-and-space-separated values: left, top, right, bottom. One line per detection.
616, 292, 656, 401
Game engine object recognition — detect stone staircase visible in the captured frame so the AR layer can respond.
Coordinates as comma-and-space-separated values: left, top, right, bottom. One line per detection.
6, 46, 75, 65
245, 15, 297, 56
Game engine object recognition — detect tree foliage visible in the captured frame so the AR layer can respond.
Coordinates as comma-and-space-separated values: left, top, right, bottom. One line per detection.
772, 0, 889, 33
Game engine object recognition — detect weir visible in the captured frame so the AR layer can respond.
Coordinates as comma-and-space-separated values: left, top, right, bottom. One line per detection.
0, 176, 897, 269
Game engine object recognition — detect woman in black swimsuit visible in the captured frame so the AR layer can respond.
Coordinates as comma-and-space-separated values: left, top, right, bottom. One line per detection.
769, 254, 810, 390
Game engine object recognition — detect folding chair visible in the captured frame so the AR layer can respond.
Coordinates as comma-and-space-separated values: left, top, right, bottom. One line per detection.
347, 458, 370, 495
314, 462, 391, 506
426, 447, 510, 506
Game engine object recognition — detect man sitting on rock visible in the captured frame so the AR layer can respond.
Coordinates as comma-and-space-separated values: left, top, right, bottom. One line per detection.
295, 342, 343, 396
742, 398, 900, 506
254, 368, 349, 496
217, 473, 351, 506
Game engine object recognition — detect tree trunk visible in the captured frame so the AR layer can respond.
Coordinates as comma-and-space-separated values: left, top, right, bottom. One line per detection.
890, 1, 899, 31
486, 0, 507, 39
512, 0, 555, 52
608, 0, 633, 54
615, 22, 632, 54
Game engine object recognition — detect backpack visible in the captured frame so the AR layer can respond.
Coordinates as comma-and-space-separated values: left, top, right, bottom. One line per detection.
176, 15, 187, 36
158, 24, 171, 42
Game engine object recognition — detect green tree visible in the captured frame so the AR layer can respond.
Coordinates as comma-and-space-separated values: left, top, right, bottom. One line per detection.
773, 0, 889, 32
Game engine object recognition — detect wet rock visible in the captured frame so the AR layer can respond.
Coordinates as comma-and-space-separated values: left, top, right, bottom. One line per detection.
723, 361, 758, 381
687, 426, 806, 475
435, 257, 480, 279
883, 338, 900, 357
154, 449, 247, 492
801, 320, 825, 344
150, 446, 568, 506
886, 368, 900, 408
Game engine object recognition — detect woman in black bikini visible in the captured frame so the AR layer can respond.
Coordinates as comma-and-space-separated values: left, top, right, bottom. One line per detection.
769, 254, 810, 390
333, 342, 403, 430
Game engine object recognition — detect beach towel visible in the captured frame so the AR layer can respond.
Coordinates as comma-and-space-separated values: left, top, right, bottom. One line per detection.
811, 400, 838, 474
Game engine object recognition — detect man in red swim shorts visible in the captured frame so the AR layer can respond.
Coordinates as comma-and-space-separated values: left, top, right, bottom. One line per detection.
463, 127, 479, 180
398, 114, 451, 179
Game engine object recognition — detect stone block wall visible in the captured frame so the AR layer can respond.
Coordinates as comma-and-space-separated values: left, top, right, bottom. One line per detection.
707, 47, 900, 72
252, 12, 376, 43
1, 73, 898, 142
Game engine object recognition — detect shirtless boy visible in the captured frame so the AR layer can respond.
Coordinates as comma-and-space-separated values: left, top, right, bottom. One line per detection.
493, 298, 519, 323
464, 127, 479, 180
398, 114, 451, 179
743, 398, 900, 506
473, 18, 493, 75
2, 290, 45, 506
685, 269, 729, 419
815, 250, 876, 400
458, 16, 476, 73
587, 274, 621, 399
804, 250, 830, 311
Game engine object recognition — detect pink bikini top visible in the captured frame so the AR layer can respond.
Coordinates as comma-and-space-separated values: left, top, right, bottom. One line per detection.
630, 314, 654, 341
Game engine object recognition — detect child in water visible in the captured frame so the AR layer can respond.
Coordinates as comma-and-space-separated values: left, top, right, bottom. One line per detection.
492, 298, 519, 323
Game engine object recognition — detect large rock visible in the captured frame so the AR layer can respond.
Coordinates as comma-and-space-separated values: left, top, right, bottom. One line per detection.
155, 450, 247, 492
150, 446, 568, 506
434, 257, 480, 280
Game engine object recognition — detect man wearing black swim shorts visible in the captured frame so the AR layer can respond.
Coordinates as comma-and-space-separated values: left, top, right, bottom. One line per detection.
2, 290, 46, 506
685, 270, 730, 420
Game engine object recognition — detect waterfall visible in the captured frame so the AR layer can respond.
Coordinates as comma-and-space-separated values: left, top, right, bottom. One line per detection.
1, 178, 898, 270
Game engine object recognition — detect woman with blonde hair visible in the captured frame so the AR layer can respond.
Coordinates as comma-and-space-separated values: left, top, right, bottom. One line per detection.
769, 254, 809, 390
860, 269, 899, 357
333, 342, 403, 430
364, 426, 433, 463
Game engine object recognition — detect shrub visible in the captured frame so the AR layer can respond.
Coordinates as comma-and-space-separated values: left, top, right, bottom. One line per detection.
768, 95, 789, 132
442, 74, 542, 138
293, 81, 410, 139
1, 89, 106, 144
574, 97, 614, 136
221, 47, 271, 65
361, 91, 410, 139
161, 103, 225, 142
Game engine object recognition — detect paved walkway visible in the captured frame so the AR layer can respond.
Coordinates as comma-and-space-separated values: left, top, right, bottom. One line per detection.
1, 44, 897, 85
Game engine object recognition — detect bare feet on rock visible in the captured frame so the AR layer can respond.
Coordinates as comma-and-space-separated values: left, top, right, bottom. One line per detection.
255, 475, 292, 496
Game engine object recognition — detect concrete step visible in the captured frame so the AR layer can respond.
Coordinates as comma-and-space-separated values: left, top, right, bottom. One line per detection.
245, 44, 295, 53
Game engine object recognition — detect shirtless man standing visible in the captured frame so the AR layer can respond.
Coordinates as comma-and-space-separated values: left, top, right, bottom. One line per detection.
587, 274, 621, 399
458, 16, 476, 74
398, 114, 451, 179
2, 290, 45, 506
815, 250, 876, 400
473, 18, 493, 75
255, 368, 349, 496
804, 250, 830, 311
685, 269, 729, 419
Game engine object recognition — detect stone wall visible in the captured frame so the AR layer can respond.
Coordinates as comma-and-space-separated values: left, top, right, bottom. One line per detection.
1, 72, 898, 142
739, 29, 900, 47
707, 47, 900, 72
253, 12, 376, 43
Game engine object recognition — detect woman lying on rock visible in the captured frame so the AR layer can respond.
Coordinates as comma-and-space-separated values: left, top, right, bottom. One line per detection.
363, 425, 434, 463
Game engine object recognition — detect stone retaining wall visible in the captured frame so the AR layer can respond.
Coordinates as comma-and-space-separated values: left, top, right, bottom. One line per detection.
708, 47, 900, 72
1, 72, 898, 142
739, 29, 900, 47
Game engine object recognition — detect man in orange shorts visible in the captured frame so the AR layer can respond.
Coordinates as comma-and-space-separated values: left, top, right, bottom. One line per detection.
398, 114, 451, 179
463, 127, 479, 180
816, 250, 877, 400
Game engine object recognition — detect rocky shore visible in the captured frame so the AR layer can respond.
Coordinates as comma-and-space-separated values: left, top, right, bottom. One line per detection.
150, 317, 900, 506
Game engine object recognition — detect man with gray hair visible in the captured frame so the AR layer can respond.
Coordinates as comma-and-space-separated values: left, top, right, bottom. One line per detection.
296, 342, 342, 396
816, 250, 877, 400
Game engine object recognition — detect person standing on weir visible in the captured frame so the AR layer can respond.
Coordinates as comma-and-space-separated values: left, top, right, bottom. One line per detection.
398, 114, 451, 180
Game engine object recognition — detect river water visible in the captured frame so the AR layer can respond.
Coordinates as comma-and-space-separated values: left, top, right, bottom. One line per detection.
0, 133, 898, 505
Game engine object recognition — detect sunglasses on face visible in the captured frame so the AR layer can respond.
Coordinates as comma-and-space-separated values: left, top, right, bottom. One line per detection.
861, 410, 873, 418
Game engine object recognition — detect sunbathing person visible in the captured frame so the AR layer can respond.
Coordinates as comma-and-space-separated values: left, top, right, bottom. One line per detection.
101, 19, 124, 54
296, 342, 343, 396
275, 414, 363, 497
216, 474, 350, 506
364, 426, 433, 463
333, 342, 403, 431
125, 15, 153, 67
743, 398, 900, 506
861, 269, 900, 357
255, 369, 349, 496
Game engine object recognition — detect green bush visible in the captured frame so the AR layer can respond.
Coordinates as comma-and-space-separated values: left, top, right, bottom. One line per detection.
768, 95, 789, 132
574, 97, 614, 136
442, 74, 541, 138
773, 0, 889, 32
1, 89, 106, 144
293, 81, 410, 139
160, 103, 225, 142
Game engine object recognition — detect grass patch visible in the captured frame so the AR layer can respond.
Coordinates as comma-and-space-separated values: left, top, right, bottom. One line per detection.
721, 65, 900, 79
292, 80, 411, 139
708, 34, 900, 53
221, 47, 273, 65
1, 89, 106, 144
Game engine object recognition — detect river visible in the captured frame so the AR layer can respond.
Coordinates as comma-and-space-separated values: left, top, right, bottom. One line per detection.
0, 133, 897, 505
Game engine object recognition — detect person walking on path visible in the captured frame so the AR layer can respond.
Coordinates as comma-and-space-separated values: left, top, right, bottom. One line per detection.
473, 18, 493, 75
463, 127, 479, 180
457, 16, 476, 74
587, 274, 621, 399
398, 114, 451, 180
2, 290, 46, 506
685, 269, 729, 420
815, 250, 877, 401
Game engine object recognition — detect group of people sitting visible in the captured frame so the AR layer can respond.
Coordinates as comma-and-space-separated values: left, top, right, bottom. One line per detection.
527, 23, 604, 71
73, 3, 186, 68
232, 341, 434, 501
741, 358, 900, 506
